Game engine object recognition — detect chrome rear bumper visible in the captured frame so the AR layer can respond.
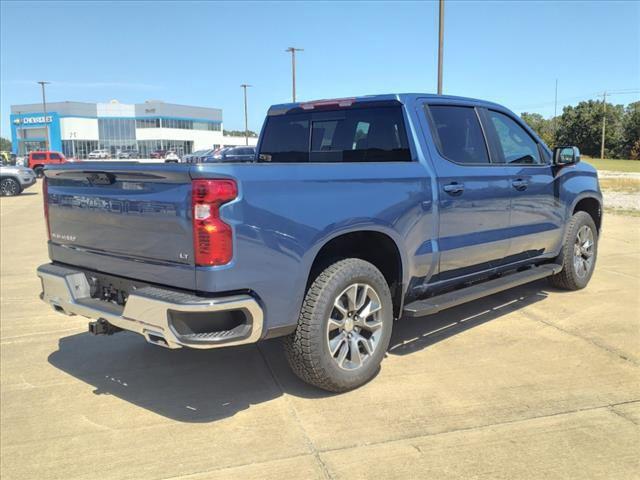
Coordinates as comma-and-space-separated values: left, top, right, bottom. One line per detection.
37, 263, 263, 349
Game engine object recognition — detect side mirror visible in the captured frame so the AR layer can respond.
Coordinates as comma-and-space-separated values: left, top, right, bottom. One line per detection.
553, 146, 580, 165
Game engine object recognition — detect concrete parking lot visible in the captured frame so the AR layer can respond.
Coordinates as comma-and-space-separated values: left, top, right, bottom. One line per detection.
1, 187, 639, 479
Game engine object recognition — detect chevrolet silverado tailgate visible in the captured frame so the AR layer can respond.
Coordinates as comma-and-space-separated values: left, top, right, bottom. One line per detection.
44, 163, 196, 289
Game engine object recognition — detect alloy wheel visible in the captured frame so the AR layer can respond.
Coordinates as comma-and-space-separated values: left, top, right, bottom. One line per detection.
0, 179, 19, 196
573, 225, 595, 278
326, 283, 384, 371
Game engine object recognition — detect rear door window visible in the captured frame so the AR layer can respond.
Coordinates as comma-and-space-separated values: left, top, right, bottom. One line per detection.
259, 106, 411, 163
426, 105, 490, 164
32, 153, 46, 160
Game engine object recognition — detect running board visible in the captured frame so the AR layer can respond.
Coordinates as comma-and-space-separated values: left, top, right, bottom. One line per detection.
403, 263, 562, 318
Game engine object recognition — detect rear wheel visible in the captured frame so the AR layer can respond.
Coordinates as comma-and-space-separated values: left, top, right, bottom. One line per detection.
284, 258, 393, 392
34, 166, 44, 178
549, 211, 598, 290
0, 178, 21, 196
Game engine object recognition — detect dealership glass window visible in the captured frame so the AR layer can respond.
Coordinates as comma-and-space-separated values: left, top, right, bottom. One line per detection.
136, 140, 193, 157
62, 140, 99, 159
19, 141, 47, 155
98, 118, 137, 155
19, 127, 48, 139
192, 121, 221, 131
136, 118, 160, 128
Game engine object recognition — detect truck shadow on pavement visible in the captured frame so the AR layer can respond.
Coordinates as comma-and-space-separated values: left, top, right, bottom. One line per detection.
48, 280, 552, 423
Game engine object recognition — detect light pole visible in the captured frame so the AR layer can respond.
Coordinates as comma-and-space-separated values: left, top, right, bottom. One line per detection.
437, 0, 444, 95
285, 47, 303, 102
553, 79, 558, 145
240, 84, 252, 146
600, 91, 607, 160
37, 81, 51, 150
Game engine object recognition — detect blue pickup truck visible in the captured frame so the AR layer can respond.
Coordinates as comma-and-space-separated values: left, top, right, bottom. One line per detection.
37, 94, 602, 392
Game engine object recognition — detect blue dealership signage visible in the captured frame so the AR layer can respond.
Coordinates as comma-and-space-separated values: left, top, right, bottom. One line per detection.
10, 112, 62, 153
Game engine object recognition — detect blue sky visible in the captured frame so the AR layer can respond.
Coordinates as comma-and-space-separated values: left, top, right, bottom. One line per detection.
1, 0, 638, 138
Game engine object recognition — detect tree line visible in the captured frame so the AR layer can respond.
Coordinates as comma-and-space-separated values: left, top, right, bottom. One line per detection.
521, 100, 640, 160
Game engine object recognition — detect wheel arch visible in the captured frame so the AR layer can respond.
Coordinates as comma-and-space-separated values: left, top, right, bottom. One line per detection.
304, 228, 407, 319
571, 193, 603, 233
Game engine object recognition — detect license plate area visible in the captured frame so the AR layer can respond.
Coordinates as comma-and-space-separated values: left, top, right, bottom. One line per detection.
86, 271, 150, 306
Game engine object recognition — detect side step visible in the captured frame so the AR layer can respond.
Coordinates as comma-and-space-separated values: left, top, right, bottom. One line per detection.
403, 263, 562, 318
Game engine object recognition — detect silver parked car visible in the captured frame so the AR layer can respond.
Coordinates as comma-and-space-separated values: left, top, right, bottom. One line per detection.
0, 161, 37, 196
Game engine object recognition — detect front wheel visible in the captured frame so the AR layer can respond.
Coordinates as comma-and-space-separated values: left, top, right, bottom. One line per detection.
0, 178, 22, 196
549, 211, 598, 290
284, 258, 393, 392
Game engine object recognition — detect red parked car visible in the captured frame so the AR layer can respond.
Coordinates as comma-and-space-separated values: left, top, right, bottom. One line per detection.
28, 151, 67, 178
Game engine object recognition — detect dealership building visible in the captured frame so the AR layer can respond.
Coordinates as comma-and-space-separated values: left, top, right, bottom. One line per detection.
10, 99, 255, 158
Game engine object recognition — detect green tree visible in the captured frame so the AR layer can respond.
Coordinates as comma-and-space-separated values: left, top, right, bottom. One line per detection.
556, 100, 625, 158
622, 101, 640, 159
520, 112, 556, 148
0, 137, 11, 152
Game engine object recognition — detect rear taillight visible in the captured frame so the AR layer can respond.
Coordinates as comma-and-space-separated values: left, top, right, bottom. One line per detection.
43, 178, 51, 240
192, 179, 237, 266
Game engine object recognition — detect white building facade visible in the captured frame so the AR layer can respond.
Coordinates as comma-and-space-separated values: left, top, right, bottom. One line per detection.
10, 99, 256, 158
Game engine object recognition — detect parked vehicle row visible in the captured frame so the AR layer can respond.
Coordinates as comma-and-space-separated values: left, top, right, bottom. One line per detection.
183, 146, 256, 163
37, 93, 602, 393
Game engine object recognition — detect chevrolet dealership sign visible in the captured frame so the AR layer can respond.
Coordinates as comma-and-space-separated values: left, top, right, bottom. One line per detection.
13, 115, 53, 125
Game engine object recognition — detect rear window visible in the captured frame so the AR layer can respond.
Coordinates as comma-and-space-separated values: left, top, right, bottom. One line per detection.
427, 105, 490, 164
31, 153, 46, 160
259, 106, 411, 163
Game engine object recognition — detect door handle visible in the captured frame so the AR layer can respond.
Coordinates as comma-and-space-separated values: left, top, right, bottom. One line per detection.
512, 179, 528, 191
443, 182, 465, 195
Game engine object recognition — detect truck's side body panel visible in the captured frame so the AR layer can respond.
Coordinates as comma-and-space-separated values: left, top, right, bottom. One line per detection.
191, 161, 433, 332
43, 94, 602, 338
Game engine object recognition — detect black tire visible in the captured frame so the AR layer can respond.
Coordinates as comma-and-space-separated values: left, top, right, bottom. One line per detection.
284, 258, 394, 392
549, 211, 598, 290
0, 178, 21, 196
34, 166, 44, 178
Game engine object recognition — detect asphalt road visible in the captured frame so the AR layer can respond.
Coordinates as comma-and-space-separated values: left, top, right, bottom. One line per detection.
1, 187, 639, 479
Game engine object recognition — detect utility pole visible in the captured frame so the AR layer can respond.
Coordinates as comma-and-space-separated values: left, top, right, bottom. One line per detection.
600, 91, 607, 160
285, 47, 303, 102
437, 0, 444, 95
240, 84, 252, 146
553, 79, 558, 144
37, 81, 51, 150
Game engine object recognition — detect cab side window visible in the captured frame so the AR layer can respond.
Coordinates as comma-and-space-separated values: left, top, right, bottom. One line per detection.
427, 105, 490, 164
486, 111, 542, 165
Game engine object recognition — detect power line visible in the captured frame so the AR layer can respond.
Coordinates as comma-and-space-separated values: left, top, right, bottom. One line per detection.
515, 89, 639, 111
